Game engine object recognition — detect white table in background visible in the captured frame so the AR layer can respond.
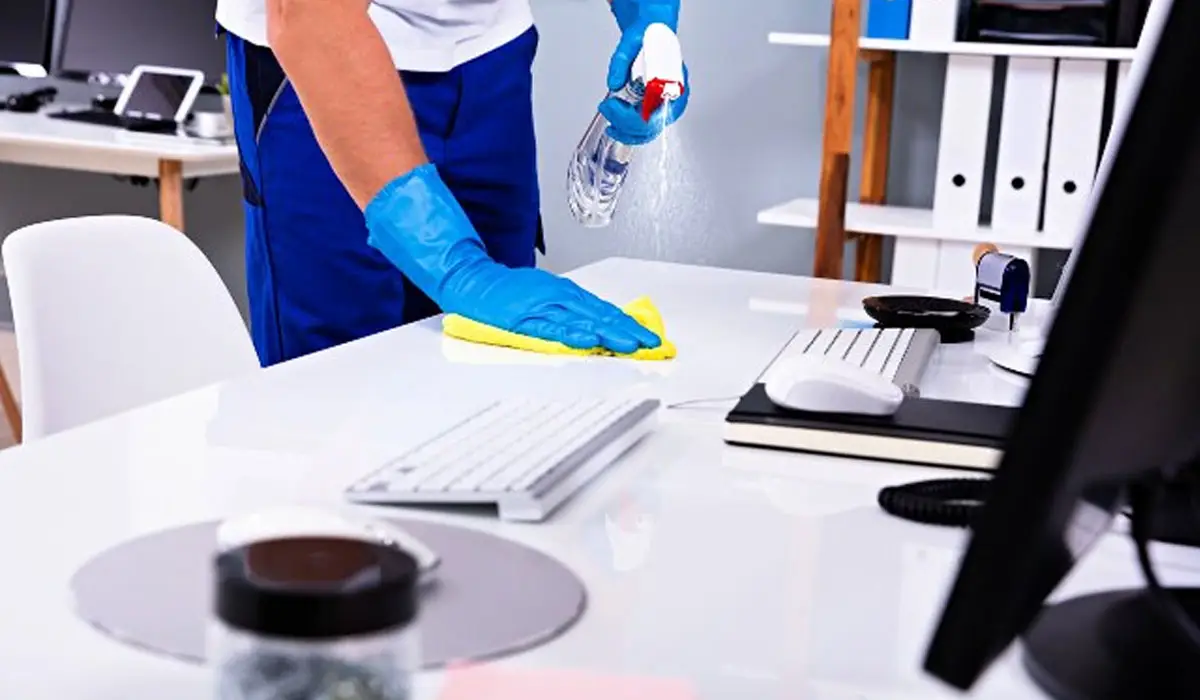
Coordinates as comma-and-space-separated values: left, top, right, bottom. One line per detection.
0, 258, 1194, 699
0, 110, 238, 232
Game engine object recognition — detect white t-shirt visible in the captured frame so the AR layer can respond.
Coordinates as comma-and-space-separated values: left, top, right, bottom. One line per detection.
216, 0, 535, 72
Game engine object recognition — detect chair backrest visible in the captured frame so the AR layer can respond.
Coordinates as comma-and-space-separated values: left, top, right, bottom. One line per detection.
3, 215, 260, 440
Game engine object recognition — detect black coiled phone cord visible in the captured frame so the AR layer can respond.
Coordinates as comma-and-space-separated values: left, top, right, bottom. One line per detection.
877, 478, 993, 528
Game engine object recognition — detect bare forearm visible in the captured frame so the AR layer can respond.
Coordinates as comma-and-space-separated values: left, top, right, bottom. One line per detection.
267, 0, 426, 208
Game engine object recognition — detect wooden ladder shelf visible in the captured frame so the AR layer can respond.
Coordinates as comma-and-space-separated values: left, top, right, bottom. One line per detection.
814, 0, 894, 283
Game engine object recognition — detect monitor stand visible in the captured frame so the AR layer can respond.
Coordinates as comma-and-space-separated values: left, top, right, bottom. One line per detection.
1021, 588, 1200, 699
987, 335, 1044, 378
1022, 476, 1200, 699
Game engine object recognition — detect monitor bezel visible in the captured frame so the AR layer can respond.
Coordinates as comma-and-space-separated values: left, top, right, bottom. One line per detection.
53, 0, 222, 89
0, 0, 57, 76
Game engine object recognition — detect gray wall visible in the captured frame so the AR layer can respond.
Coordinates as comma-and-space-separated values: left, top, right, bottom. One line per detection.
0, 0, 963, 326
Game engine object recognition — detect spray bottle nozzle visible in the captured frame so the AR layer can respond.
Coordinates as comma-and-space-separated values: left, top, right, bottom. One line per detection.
631, 23, 685, 123
641, 78, 684, 121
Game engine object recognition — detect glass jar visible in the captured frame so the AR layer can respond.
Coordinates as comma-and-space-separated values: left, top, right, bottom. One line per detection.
210, 536, 421, 700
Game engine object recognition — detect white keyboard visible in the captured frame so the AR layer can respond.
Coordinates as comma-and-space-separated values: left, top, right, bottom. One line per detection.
768, 327, 939, 395
345, 397, 660, 522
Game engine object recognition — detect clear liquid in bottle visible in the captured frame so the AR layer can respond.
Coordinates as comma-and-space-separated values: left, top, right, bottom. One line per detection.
566, 114, 636, 228
567, 84, 642, 228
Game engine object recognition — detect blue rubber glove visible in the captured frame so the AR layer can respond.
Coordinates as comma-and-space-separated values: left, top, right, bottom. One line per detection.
600, 65, 689, 146
365, 164, 661, 353
603, 0, 689, 147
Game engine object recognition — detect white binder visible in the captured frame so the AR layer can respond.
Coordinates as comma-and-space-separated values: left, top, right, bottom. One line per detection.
891, 238, 941, 291
1044, 59, 1107, 244
931, 54, 997, 295
908, 0, 960, 42
990, 57, 1055, 272
934, 240, 979, 297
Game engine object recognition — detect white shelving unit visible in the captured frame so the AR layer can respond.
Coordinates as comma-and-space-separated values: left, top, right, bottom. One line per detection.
757, 197, 1077, 250
768, 32, 1137, 61
763, 25, 1138, 295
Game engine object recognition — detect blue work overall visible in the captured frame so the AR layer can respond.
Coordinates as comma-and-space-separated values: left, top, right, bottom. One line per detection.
224, 28, 544, 366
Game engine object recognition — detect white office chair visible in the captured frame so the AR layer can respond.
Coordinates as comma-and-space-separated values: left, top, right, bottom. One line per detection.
3, 215, 260, 441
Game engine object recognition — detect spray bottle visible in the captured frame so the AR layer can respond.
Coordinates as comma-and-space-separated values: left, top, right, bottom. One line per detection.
566, 22, 685, 228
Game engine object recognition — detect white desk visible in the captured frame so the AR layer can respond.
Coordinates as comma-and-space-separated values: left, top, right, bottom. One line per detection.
0, 110, 238, 232
0, 258, 1195, 699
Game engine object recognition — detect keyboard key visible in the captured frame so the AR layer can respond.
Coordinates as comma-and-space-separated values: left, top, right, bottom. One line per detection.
766, 327, 938, 389
881, 328, 917, 380
826, 329, 859, 361
844, 328, 878, 368
860, 329, 894, 375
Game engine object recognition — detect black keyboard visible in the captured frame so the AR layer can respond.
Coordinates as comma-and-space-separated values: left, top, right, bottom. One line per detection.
50, 109, 123, 126
48, 109, 179, 134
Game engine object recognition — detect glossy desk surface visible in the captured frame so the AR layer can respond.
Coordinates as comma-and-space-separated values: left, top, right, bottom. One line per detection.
0, 258, 1195, 698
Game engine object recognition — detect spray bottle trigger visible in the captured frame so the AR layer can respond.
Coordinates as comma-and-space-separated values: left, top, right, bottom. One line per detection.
641, 78, 683, 122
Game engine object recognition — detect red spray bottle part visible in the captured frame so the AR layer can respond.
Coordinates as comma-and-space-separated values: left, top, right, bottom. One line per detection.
630, 23, 685, 122
641, 77, 685, 121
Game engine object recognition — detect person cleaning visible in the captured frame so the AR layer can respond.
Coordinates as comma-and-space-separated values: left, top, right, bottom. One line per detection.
215, 0, 690, 367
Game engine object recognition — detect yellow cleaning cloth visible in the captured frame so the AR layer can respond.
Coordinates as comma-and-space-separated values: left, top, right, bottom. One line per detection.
442, 296, 677, 361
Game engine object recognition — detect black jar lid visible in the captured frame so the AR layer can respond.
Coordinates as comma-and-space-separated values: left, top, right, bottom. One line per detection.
215, 536, 419, 640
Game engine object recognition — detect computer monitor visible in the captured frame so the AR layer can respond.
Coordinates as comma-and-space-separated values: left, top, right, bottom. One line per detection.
924, 1, 1200, 697
57, 0, 223, 86
0, 0, 56, 76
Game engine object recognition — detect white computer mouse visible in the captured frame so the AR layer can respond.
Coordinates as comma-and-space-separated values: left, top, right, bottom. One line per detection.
764, 354, 905, 416
216, 506, 441, 583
